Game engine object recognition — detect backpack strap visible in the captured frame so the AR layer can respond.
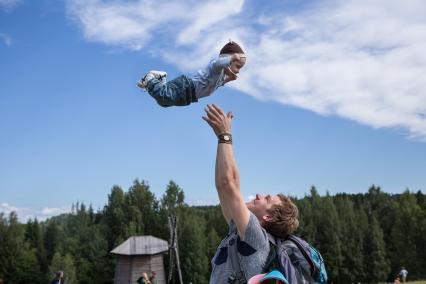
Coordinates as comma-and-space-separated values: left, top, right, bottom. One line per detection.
263, 233, 278, 272
286, 235, 320, 279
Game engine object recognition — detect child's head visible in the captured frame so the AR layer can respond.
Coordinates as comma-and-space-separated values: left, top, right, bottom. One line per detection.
220, 41, 244, 55
220, 40, 246, 78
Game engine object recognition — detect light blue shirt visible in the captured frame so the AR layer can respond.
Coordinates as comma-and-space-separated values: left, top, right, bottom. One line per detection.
191, 55, 232, 99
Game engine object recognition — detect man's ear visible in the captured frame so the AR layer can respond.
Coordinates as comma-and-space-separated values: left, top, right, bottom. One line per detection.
262, 215, 273, 223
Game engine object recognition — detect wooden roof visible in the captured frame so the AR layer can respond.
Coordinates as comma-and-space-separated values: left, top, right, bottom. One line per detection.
110, 235, 169, 256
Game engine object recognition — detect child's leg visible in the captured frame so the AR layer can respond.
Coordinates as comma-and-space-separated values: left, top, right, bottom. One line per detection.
146, 75, 198, 107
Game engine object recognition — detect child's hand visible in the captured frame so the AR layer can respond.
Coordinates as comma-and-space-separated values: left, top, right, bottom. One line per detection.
231, 53, 246, 64
224, 67, 238, 84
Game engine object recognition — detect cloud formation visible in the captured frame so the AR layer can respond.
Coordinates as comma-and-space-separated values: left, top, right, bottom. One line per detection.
66, 0, 426, 140
0, 0, 22, 11
0, 202, 71, 222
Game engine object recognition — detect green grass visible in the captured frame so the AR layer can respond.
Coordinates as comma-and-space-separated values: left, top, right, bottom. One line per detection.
381, 281, 426, 284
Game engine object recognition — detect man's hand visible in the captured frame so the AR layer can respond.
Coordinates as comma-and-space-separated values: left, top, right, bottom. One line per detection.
202, 104, 233, 136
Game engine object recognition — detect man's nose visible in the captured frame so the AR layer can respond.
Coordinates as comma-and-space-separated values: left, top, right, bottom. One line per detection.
256, 193, 262, 200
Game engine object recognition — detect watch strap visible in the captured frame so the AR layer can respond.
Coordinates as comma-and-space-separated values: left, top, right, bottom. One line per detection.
218, 133, 232, 144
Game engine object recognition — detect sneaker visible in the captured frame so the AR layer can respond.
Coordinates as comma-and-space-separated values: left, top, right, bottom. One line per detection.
137, 70, 167, 89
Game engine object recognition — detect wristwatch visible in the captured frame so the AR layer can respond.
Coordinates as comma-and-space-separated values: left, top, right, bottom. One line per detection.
218, 133, 232, 144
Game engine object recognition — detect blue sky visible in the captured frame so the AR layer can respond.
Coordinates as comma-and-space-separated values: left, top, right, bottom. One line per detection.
1, 0, 426, 221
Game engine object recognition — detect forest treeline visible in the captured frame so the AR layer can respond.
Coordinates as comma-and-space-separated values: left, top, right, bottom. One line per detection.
1, 180, 425, 284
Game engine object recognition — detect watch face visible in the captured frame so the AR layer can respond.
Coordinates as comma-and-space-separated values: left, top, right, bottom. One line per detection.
223, 135, 230, 141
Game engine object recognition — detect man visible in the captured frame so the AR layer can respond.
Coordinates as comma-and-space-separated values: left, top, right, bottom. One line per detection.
202, 104, 300, 283
399, 267, 408, 282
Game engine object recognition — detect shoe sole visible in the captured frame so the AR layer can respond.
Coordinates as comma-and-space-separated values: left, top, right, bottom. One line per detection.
137, 72, 167, 89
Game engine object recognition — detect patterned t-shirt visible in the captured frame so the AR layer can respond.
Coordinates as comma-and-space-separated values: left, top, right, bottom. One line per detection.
209, 212, 270, 283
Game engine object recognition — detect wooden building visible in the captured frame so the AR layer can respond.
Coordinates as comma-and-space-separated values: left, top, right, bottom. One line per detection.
111, 235, 169, 284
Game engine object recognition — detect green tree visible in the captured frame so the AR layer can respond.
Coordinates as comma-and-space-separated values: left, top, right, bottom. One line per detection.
334, 195, 365, 283
24, 218, 47, 282
179, 208, 209, 284
103, 186, 127, 250
0, 212, 26, 282
365, 186, 396, 249
127, 179, 160, 235
294, 196, 316, 242
416, 202, 426, 279
49, 252, 77, 284
13, 246, 40, 284
389, 190, 422, 279
44, 220, 62, 264
161, 180, 185, 213
309, 189, 342, 282
364, 214, 390, 283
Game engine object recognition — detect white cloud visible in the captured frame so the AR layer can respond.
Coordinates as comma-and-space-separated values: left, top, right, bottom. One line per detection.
0, 33, 12, 46
0, 202, 71, 222
247, 195, 255, 203
66, 0, 243, 51
186, 198, 218, 206
0, 0, 22, 11
66, 0, 426, 140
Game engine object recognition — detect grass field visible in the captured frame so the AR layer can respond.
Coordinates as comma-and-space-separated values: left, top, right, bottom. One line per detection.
381, 280, 426, 284
386, 280, 426, 284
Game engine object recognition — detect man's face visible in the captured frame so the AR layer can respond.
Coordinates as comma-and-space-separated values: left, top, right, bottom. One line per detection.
246, 194, 281, 223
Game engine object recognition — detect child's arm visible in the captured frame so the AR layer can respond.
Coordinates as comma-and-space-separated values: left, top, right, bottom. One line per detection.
211, 55, 232, 73
211, 53, 245, 73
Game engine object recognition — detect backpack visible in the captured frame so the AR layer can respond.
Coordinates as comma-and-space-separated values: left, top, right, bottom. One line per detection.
227, 233, 327, 284
265, 233, 328, 284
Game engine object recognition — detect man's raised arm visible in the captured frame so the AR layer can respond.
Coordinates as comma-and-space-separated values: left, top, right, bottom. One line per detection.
202, 104, 250, 238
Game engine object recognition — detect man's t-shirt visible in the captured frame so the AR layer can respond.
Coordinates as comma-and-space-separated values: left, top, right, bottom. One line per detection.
210, 212, 270, 283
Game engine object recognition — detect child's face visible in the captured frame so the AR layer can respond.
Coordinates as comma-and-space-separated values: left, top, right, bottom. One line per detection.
230, 56, 246, 75
225, 55, 246, 79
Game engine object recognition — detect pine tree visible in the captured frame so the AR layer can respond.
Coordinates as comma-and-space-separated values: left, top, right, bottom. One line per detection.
44, 220, 61, 264
364, 214, 390, 283
24, 218, 47, 282
310, 190, 343, 282
0, 212, 25, 282
389, 190, 422, 279
48, 252, 77, 284
179, 208, 209, 284
334, 195, 364, 283
13, 246, 40, 284
103, 185, 127, 249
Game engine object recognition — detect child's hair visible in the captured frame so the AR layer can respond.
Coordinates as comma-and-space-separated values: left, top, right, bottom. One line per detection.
220, 40, 244, 55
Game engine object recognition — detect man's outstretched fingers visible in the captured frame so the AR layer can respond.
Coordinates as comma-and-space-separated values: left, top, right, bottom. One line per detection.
211, 104, 225, 117
202, 116, 215, 129
205, 108, 220, 124
207, 105, 221, 119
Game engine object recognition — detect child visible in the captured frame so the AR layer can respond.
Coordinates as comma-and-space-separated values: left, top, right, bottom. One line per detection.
137, 41, 246, 107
